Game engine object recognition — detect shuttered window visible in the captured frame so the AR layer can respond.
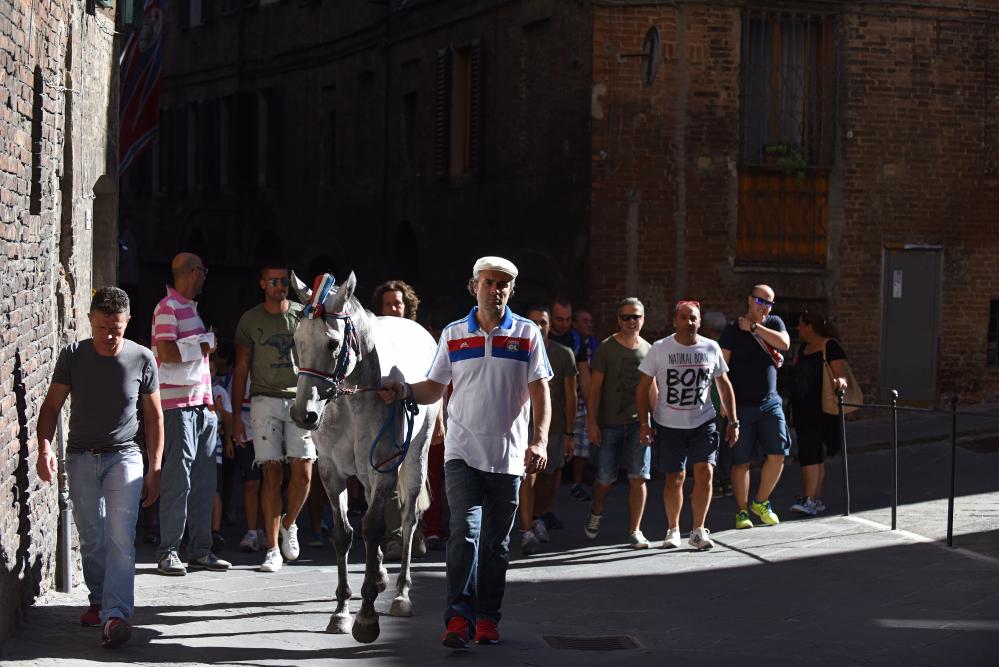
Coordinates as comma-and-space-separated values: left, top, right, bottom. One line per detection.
737, 11, 837, 267
435, 40, 482, 183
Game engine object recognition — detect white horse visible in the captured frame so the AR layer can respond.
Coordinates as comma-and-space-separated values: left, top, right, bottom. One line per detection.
289, 271, 439, 644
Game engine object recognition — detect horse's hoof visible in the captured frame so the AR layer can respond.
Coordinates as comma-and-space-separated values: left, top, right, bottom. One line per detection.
389, 596, 412, 617
326, 614, 352, 634
351, 617, 380, 643
376, 568, 388, 593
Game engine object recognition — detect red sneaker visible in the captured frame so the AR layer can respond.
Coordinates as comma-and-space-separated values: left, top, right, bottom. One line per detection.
80, 604, 102, 627
441, 616, 472, 649
101, 618, 131, 648
474, 619, 500, 645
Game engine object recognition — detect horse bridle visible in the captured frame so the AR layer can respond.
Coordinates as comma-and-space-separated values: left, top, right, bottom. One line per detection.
297, 310, 362, 401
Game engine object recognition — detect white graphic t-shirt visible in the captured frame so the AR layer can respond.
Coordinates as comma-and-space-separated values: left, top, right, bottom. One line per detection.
638, 335, 728, 429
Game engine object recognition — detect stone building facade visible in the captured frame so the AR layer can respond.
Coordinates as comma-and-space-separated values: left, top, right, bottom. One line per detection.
0, 0, 119, 639
121, 0, 998, 405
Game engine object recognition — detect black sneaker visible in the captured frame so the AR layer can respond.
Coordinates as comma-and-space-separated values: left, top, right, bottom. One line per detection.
212, 531, 225, 553
541, 511, 563, 530
101, 618, 131, 648
188, 553, 232, 571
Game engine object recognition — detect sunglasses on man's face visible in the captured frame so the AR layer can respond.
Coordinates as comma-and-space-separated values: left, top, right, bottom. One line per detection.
751, 295, 774, 308
266, 278, 290, 287
619, 314, 643, 322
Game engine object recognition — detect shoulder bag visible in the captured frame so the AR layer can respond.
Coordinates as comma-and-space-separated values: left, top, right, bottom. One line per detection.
821, 339, 862, 416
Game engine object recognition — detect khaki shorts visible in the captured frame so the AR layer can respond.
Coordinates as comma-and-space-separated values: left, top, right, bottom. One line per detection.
250, 396, 316, 464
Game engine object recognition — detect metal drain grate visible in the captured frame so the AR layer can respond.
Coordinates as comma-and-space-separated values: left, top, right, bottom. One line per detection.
542, 635, 642, 651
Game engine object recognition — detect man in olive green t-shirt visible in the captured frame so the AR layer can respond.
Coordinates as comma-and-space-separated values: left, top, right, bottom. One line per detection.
584, 297, 653, 549
230, 265, 314, 573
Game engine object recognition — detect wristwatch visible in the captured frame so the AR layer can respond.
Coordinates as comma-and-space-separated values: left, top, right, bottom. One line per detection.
729, 420, 740, 428
564, 431, 575, 437
750, 322, 758, 333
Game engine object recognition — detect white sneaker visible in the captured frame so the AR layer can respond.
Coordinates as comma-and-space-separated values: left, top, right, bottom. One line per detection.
521, 529, 541, 555
814, 498, 827, 513
531, 518, 550, 543
688, 527, 714, 550
629, 530, 651, 549
239, 529, 260, 552
259, 547, 283, 572
660, 527, 682, 549
279, 515, 300, 561
791, 497, 818, 516
584, 511, 602, 540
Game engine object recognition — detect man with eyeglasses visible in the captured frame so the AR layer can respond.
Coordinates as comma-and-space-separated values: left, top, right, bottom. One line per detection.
584, 298, 653, 548
718, 284, 792, 529
231, 264, 314, 573
153, 253, 231, 575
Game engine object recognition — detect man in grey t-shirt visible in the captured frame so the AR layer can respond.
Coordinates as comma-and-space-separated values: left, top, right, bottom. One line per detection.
35, 287, 164, 649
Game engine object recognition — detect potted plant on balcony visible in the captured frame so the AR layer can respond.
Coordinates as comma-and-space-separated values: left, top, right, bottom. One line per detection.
764, 141, 807, 183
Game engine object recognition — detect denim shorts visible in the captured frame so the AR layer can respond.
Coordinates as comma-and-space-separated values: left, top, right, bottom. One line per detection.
655, 419, 719, 473
250, 396, 317, 463
730, 396, 792, 465
595, 423, 649, 484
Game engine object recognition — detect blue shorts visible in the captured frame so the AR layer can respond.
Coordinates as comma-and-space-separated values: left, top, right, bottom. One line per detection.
572, 411, 590, 459
595, 423, 650, 484
655, 420, 719, 473
730, 397, 791, 466
234, 440, 261, 482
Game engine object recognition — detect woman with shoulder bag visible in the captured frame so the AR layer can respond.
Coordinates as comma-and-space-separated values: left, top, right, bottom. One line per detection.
789, 305, 852, 516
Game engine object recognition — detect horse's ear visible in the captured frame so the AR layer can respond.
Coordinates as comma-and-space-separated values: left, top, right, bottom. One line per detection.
290, 270, 312, 304
329, 272, 357, 312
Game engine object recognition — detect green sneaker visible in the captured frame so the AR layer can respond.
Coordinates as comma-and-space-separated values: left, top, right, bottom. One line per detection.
750, 499, 780, 526
734, 510, 753, 530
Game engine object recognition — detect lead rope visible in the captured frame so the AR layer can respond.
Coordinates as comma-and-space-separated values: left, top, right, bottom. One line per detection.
368, 398, 420, 473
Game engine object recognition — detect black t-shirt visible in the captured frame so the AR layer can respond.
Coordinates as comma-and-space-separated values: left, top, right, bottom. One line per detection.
791, 339, 847, 416
551, 329, 588, 365
718, 315, 787, 406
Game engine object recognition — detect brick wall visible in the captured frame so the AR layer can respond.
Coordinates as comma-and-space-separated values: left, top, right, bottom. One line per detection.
591, 0, 999, 402
0, 1, 117, 640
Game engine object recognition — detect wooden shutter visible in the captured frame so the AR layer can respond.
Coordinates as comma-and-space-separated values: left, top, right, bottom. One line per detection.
433, 47, 451, 181
468, 39, 482, 177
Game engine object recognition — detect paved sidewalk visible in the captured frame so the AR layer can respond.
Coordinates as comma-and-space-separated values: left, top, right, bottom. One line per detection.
2, 410, 998, 666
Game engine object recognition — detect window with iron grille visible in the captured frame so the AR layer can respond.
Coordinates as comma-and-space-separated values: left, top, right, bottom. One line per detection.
988, 300, 999, 367
737, 10, 837, 267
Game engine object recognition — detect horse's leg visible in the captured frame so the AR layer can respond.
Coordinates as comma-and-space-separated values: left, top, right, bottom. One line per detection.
389, 478, 419, 617
351, 472, 393, 644
319, 458, 353, 634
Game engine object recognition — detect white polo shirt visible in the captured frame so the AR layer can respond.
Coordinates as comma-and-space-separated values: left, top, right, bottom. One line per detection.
427, 306, 552, 476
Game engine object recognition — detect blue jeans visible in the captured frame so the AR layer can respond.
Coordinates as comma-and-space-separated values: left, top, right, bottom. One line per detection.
67, 448, 144, 622
158, 406, 218, 561
443, 459, 521, 627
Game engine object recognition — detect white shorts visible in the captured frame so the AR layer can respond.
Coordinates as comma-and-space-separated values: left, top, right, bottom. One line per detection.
250, 396, 316, 463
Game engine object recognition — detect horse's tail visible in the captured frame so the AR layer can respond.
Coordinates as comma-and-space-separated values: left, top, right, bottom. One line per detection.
396, 459, 431, 514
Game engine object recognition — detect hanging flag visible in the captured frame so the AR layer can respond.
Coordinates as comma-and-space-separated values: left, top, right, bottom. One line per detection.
119, 0, 165, 175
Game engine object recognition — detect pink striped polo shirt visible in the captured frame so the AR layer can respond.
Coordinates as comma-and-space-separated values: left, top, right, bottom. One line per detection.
151, 285, 212, 411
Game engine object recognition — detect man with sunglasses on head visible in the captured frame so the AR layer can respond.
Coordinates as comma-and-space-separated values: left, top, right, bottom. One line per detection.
231, 264, 314, 573
584, 298, 653, 548
718, 285, 791, 529
153, 253, 230, 576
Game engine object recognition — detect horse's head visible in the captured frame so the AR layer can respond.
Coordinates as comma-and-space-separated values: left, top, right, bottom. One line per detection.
290, 270, 361, 430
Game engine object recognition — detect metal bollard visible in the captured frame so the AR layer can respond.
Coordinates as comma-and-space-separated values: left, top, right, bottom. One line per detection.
838, 387, 849, 516
890, 390, 898, 531
947, 392, 958, 548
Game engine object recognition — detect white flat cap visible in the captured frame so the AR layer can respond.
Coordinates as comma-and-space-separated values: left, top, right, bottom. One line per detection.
472, 256, 518, 279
